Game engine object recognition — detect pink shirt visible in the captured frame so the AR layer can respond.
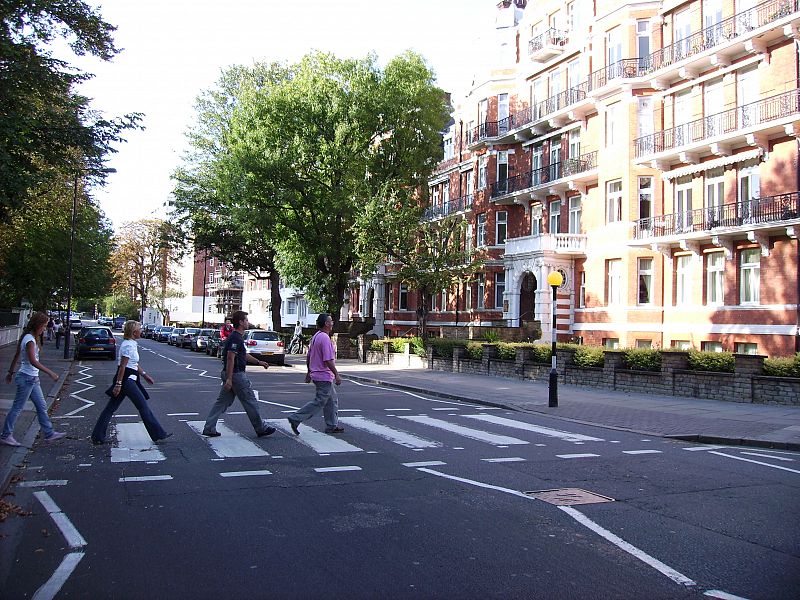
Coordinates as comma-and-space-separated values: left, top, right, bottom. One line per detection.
308, 331, 335, 382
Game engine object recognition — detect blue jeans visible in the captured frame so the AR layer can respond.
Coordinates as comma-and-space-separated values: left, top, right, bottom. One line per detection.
291, 381, 338, 428
91, 377, 167, 443
204, 371, 269, 435
2, 373, 54, 438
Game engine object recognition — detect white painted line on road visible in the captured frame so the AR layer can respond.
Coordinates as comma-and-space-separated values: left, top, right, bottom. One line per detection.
384, 408, 411, 411
398, 415, 529, 446
346, 378, 488, 409
18, 480, 68, 487
709, 451, 800, 474
462, 414, 605, 442
119, 475, 173, 482
682, 445, 729, 451
32, 552, 85, 600
740, 452, 794, 461
260, 400, 300, 410
482, 457, 526, 463
433, 407, 457, 411
78, 464, 91, 467
111, 423, 166, 463
338, 409, 362, 412
186, 421, 270, 458
265, 419, 363, 453
167, 412, 198, 416
113, 414, 138, 418
314, 466, 362, 473
704, 589, 751, 600
556, 454, 600, 459
33, 491, 86, 549
339, 416, 441, 449
220, 470, 272, 477
622, 450, 663, 455
403, 461, 447, 467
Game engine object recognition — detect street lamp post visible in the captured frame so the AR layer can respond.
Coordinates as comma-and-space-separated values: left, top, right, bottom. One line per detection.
546, 270, 564, 408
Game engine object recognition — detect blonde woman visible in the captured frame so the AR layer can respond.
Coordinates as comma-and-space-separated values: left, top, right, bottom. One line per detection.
1, 312, 65, 446
91, 320, 171, 445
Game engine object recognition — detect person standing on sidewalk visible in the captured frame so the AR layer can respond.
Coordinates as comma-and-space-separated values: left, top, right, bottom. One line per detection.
288, 313, 343, 435
91, 320, 171, 445
202, 310, 276, 438
1, 312, 65, 446
53, 319, 62, 350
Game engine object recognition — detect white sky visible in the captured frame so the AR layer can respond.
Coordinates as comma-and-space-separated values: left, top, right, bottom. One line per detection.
69, 0, 495, 230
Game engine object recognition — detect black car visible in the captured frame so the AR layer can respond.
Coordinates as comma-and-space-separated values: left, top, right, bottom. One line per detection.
112, 316, 126, 330
206, 330, 223, 357
156, 326, 174, 342
74, 326, 116, 360
143, 324, 159, 339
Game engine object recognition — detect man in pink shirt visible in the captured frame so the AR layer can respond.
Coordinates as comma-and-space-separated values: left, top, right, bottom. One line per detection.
287, 313, 343, 435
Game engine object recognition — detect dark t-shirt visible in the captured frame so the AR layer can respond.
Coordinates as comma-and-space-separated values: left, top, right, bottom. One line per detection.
223, 330, 247, 373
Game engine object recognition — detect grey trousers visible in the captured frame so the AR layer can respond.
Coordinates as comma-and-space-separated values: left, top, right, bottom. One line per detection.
204, 371, 268, 434
291, 381, 338, 428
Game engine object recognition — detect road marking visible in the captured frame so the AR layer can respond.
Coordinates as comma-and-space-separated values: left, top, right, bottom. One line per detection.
220, 470, 272, 477
265, 419, 363, 453
33, 552, 85, 600
338, 409, 362, 412
398, 415, 529, 445
556, 453, 600, 459
403, 461, 447, 467
384, 408, 411, 411
34, 491, 86, 549
704, 590, 751, 600
119, 475, 173, 482
338, 416, 441, 449
18, 480, 68, 487
432, 407, 457, 411
314, 466, 362, 473
111, 423, 166, 463
461, 414, 605, 442
683, 445, 729, 451
113, 414, 138, 418
709, 451, 800, 474
482, 457, 526, 463
622, 450, 663, 455
167, 412, 198, 416
186, 421, 270, 458
740, 452, 794, 461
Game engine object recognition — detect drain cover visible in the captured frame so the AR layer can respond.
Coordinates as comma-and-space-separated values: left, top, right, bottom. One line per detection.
523, 488, 615, 506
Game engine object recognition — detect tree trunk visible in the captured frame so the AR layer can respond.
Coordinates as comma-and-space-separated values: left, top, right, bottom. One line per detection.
269, 270, 282, 331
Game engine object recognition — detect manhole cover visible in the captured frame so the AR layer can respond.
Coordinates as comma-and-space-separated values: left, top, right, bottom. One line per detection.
523, 488, 615, 506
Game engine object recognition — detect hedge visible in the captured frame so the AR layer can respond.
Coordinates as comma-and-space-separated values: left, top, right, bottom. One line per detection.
763, 353, 800, 377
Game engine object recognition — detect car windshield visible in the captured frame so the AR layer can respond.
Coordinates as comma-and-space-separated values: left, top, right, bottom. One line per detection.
248, 331, 279, 341
83, 328, 111, 337
173, 329, 185, 334
185, 328, 200, 334
161, 327, 173, 332
199, 329, 214, 336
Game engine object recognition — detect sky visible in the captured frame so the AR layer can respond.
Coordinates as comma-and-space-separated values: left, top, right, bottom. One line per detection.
67, 0, 496, 230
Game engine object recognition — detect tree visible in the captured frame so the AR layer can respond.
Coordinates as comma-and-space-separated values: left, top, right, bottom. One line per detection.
0, 0, 141, 221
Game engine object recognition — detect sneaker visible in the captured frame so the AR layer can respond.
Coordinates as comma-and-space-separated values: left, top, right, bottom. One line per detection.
202, 429, 221, 437
324, 426, 345, 434
44, 431, 66, 442
257, 426, 276, 438
288, 418, 300, 435
156, 432, 173, 442
0, 435, 21, 447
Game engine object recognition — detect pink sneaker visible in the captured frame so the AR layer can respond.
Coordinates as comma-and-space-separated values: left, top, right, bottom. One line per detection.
0, 435, 21, 447
44, 431, 66, 442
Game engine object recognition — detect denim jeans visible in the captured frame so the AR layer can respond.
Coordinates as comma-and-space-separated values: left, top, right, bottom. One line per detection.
204, 371, 269, 434
291, 380, 338, 429
91, 377, 168, 443
1, 372, 54, 438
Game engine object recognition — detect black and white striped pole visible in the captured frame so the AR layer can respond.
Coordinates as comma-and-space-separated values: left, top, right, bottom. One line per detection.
546, 270, 564, 408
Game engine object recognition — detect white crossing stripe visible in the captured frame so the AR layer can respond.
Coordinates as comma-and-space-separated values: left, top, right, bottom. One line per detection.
740, 452, 794, 461
220, 470, 272, 478
481, 457, 526, 463
18, 480, 68, 487
265, 419, 363, 453
397, 415, 528, 445
314, 466, 362, 473
119, 475, 173, 482
556, 453, 600, 459
186, 421, 269, 458
403, 461, 447, 467
462, 414, 605, 442
682, 445, 729, 451
110, 423, 166, 463
622, 450, 663, 455
338, 416, 441, 449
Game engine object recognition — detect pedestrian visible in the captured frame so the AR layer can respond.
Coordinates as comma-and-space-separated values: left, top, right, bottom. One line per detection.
46, 317, 54, 341
1, 312, 66, 446
53, 319, 62, 349
290, 321, 303, 354
202, 311, 276, 438
288, 313, 343, 435
220, 318, 233, 341
91, 320, 171, 445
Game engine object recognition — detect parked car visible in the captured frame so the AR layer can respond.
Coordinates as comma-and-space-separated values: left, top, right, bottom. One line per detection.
74, 326, 116, 360
206, 330, 223, 357
156, 326, 174, 342
69, 317, 83, 330
192, 328, 215, 351
143, 324, 159, 339
97, 316, 112, 326
169, 328, 185, 346
242, 329, 285, 365
177, 327, 200, 348
112, 316, 126, 330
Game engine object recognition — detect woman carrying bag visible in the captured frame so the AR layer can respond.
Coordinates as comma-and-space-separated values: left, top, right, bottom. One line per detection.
91, 320, 171, 445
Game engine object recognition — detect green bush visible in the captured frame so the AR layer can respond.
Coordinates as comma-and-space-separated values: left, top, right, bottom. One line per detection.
466, 341, 483, 360
495, 342, 539, 360
483, 330, 500, 343
370, 337, 424, 356
687, 350, 734, 373
426, 338, 468, 358
764, 353, 800, 377
573, 346, 604, 368
623, 348, 662, 372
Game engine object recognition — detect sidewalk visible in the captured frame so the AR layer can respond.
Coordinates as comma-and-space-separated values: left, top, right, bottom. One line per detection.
285, 355, 800, 451
0, 337, 71, 494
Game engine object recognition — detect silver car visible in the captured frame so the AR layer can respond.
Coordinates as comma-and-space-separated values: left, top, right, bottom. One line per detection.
242, 329, 285, 365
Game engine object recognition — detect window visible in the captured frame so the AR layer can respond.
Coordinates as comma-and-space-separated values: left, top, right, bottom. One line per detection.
705, 168, 724, 224
465, 280, 473, 310
287, 298, 297, 314
638, 176, 653, 220
498, 94, 509, 134
465, 171, 474, 200
675, 175, 693, 232
638, 258, 653, 305
466, 223, 474, 253
636, 339, 652, 349
532, 144, 543, 185
549, 200, 561, 233
497, 150, 509, 193
676, 255, 692, 305
478, 156, 488, 189
443, 182, 450, 205
432, 187, 440, 207
495, 211, 507, 245
735, 342, 758, 355
388, 284, 394, 310
568, 128, 580, 159
672, 340, 692, 350
531, 204, 542, 235
441, 289, 448, 311
477, 274, 485, 309
399, 284, 408, 310
579, 271, 586, 308
706, 251, 724, 306
606, 180, 622, 223
702, 341, 724, 352
495, 272, 505, 309
738, 161, 760, 222
637, 97, 653, 139
606, 26, 622, 65
607, 259, 622, 305
605, 102, 622, 146
477, 213, 487, 247
636, 20, 651, 67
568, 196, 581, 234
739, 248, 760, 304
443, 135, 454, 160
604, 338, 620, 349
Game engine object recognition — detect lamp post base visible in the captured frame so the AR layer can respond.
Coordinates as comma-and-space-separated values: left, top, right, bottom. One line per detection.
548, 368, 558, 407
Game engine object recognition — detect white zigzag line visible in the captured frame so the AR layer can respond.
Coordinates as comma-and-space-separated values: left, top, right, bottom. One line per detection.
62, 363, 96, 417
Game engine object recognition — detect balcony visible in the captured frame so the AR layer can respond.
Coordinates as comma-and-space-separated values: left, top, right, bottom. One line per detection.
537, 83, 593, 127
206, 277, 244, 293
504, 233, 587, 258
528, 28, 569, 62
634, 88, 800, 165
631, 191, 800, 253
587, 59, 649, 99
422, 194, 474, 221
490, 151, 598, 204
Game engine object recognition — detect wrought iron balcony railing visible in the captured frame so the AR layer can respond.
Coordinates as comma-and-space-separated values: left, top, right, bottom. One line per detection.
633, 191, 800, 239
634, 88, 800, 157
490, 151, 597, 199
528, 27, 569, 55
422, 194, 474, 221
537, 84, 589, 118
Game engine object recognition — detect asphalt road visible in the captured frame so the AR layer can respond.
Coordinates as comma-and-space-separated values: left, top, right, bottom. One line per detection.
1, 333, 798, 599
